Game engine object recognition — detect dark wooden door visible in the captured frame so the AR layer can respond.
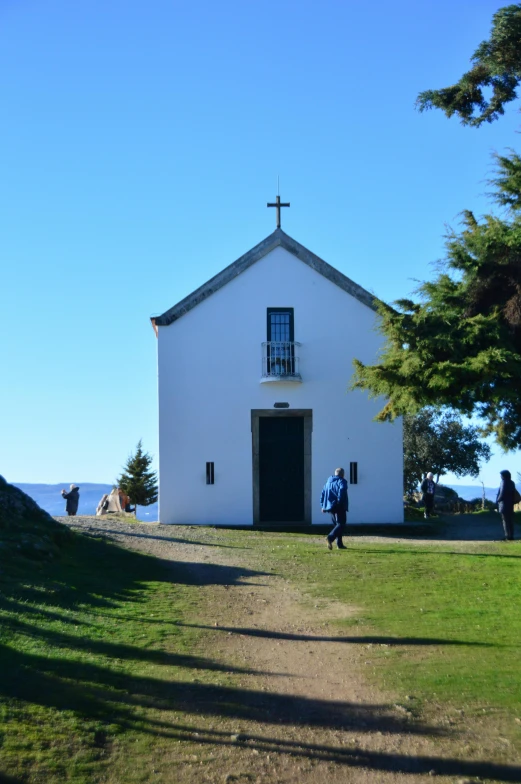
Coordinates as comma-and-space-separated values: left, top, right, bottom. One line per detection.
259, 416, 304, 522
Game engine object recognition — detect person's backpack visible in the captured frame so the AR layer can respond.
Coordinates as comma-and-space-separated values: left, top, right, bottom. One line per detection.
513, 487, 521, 505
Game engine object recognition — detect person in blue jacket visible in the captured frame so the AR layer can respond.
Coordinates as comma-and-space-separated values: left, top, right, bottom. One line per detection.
496, 469, 516, 541
321, 467, 349, 550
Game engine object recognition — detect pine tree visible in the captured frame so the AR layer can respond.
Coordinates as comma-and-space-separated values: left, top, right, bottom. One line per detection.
416, 4, 521, 126
352, 152, 521, 451
355, 5, 521, 448
118, 441, 158, 515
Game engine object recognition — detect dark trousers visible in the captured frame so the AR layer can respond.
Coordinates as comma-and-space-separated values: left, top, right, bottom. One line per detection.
501, 511, 514, 540
424, 494, 434, 517
327, 508, 347, 547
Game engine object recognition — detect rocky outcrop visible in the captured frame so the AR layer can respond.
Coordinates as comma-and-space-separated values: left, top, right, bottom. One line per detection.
0, 475, 72, 560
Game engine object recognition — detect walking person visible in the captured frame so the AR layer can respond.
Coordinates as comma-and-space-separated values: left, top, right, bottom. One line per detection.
321, 468, 348, 550
61, 484, 80, 516
421, 472, 436, 519
496, 470, 516, 541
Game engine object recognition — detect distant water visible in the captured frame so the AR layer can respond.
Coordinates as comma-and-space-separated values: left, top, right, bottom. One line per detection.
13, 483, 158, 522
10, 481, 501, 524
446, 484, 499, 502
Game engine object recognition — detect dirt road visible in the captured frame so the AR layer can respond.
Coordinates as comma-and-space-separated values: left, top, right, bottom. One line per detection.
57, 516, 521, 784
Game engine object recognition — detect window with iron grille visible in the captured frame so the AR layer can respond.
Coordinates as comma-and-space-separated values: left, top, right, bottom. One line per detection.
266, 308, 295, 375
267, 308, 294, 342
349, 462, 358, 485
206, 462, 215, 485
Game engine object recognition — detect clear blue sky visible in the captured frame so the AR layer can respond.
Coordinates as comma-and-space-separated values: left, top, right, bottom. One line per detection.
1, 0, 519, 488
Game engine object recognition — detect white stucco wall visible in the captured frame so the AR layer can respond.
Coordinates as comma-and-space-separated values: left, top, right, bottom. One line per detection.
157, 245, 403, 525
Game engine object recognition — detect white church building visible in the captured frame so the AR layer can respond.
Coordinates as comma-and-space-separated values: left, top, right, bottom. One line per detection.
151, 224, 403, 526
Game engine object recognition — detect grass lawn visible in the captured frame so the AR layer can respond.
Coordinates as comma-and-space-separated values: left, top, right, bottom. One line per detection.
0, 530, 217, 783
1, 512, 521, 781
262, 518, 521, 729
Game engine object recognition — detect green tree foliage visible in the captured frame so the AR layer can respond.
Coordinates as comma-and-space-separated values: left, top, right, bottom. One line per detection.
416, 4, 521, 126
358, 5, 521, 447
403, 409, 491, 496
118, 441, 158, 512
352, 153, 521, 450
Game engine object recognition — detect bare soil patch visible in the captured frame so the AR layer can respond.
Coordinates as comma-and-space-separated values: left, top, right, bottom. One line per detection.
57, 516, 521, 783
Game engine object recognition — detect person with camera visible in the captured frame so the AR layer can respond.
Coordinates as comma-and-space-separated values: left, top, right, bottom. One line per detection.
61, 484, 80, 516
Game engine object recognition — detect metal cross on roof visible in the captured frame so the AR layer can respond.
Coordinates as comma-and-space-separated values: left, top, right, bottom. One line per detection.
267, 194, 290, 229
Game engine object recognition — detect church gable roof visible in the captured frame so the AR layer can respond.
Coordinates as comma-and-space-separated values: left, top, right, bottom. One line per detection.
152, 228, 377, 327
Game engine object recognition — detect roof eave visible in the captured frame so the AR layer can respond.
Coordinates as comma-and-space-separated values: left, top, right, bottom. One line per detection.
152, 228, 377, 328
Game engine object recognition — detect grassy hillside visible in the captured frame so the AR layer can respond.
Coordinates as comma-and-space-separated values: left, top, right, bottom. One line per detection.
2, 495, 520, 780
0, 480, 205, 782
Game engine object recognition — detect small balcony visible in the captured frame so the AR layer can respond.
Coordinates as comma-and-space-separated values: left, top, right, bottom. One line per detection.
261, 341, 302, 383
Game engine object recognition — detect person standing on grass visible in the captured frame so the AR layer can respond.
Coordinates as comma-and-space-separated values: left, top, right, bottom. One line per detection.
496, 469, 516, 541
421, 472, 436, 519
61, 484, 80, 516
321, 468, 348, 550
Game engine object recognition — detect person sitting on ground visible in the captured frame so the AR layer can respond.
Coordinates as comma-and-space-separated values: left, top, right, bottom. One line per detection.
61, 484, 80, 516
96, 494, 110, 516
421, 472, 436, 519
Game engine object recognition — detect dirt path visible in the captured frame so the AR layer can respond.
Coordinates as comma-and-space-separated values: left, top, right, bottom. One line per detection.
58, 517, 521, 784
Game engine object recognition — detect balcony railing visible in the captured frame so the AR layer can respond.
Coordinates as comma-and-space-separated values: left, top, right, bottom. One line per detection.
261, 341, 302, 382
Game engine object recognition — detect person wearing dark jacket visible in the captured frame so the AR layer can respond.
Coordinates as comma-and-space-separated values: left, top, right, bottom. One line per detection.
421, 472, 436, 519
496, 470, 516, 541
321, 468, 349, 550
61, 484, 80, 516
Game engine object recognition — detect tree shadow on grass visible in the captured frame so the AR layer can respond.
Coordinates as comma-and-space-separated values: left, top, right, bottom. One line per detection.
278, 514, 520, 543
1, 534, 269, 616
0, 772, 24, 784
351, 546, 521, 560
0, 534, 271, 688
168, 558, 270, 586
2, 643, 521, 782
72, 525, 247, 549
178, 623, 494, 647
0, 533, 273, 702
0, 532, 273, 780
2, 531, 520, 783
132, 722, 521, 782
0, 616, 282, 676
344, 513, 521, 544
0, 641, 439, 738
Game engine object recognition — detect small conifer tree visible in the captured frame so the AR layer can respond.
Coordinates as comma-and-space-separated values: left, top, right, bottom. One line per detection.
118, 441, 158, 516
